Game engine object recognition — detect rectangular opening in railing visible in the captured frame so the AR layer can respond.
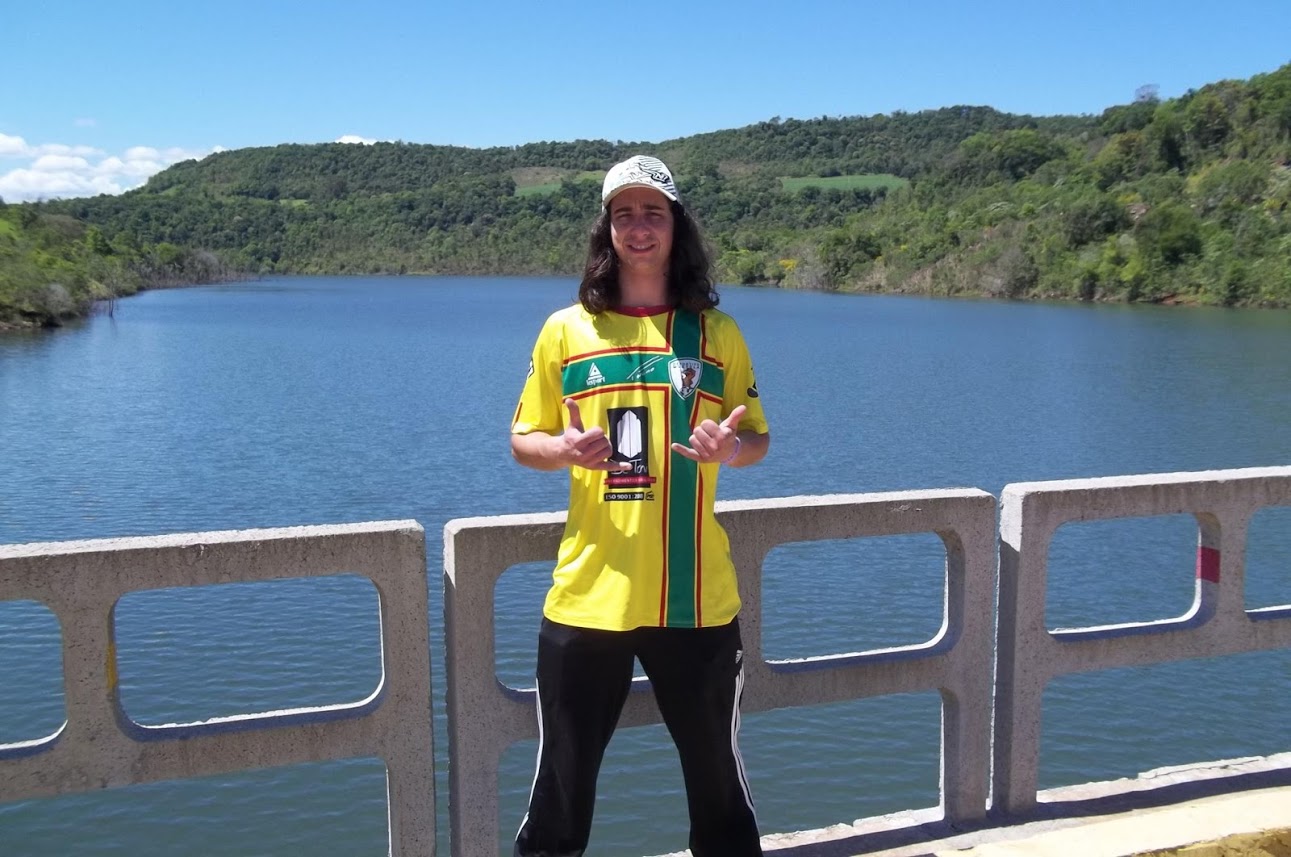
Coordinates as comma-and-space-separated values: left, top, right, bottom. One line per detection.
1041, 652, 1291, 790
761, 533, 947, 659
0, 758, 393, 855
1247, 506, 1291, 613
493, 560, 555, 690
494, 692, 947, 856
1046, 514, 1201, 630
112, 574, 383, 727
0, 599, 63, 749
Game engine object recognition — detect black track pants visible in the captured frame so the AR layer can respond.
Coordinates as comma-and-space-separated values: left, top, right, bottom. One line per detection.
514, 617, 762, 857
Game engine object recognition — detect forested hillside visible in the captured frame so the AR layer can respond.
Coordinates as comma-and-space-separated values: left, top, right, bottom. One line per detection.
43, 106, 1043, 281
814, 65, 1291, 305
0, 203, 231, 327
8, 61, 1291, 326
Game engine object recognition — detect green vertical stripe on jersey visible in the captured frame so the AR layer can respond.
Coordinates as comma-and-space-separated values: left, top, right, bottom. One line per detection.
666, 310, 702, 626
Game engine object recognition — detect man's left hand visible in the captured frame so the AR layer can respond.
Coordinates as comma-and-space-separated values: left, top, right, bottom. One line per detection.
671, 405, 745, 464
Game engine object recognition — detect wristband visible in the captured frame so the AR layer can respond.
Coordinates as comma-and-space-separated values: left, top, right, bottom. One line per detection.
722, 436, 742, 465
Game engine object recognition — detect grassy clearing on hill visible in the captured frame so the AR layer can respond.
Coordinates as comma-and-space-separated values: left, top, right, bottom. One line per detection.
514, 171, 603, 196
514, 182, 562, 197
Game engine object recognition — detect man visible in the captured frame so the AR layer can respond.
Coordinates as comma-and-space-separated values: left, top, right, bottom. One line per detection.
510, 154, 770, 857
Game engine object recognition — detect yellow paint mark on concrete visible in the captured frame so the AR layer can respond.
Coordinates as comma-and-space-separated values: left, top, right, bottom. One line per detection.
105, 641, 118, 690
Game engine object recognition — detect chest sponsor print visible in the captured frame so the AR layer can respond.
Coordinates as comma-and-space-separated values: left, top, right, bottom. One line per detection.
604, 406, 656, 500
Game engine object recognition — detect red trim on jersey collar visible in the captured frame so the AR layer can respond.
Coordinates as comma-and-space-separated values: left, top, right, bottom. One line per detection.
613, 305, 672, 317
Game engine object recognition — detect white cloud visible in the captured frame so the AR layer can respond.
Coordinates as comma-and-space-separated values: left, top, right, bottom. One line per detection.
0, 136, 103, 160
0, 168, 127, 199
94, 156, 126, 174
32, 154, 92, 172
123, 145, 162, 161
74, 118, 97, 127
35, 142, 103, 158
0, 132, 221, 202
336, 134, 377, 145
0, 133, 30, 157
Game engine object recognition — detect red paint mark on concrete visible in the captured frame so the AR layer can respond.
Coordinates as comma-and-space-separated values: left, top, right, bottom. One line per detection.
1196, 546, 1220, 583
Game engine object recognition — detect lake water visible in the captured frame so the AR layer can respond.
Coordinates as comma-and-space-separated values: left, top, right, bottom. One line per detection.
1, 276, 1290, 856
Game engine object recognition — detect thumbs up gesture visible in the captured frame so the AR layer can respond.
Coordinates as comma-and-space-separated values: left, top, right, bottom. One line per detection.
671, 405, 745, 465
558, 398, 630, 471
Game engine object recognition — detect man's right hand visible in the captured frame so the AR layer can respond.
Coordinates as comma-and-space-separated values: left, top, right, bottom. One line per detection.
556, 398, 630, 471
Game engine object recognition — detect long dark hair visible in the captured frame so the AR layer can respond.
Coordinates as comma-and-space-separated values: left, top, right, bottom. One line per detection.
578, 200, 718, 314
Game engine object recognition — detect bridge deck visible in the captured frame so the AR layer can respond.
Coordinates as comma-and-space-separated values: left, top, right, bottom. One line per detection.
653, 753, 1291, 857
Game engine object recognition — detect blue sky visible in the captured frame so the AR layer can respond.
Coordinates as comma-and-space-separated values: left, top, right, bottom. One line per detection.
3, 0, 1288, 201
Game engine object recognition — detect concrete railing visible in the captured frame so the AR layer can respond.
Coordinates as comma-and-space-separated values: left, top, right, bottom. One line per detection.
992, 466, 1291, 813
4, 467, 1290, 856
0, 521, 434, 857
444, 489, 999, 857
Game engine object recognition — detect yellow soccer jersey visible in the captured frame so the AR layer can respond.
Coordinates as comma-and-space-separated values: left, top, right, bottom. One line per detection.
512, 303, 769, 630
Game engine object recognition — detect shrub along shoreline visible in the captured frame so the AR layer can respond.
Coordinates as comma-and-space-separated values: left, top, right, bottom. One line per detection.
0, 205, 236, 329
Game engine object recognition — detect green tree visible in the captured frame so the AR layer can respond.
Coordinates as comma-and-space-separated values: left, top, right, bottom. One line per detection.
1136, 202, 1203, 266
1184, 90, 1233, 153
1063, 192, 1128, 246
85, 225, 114, 255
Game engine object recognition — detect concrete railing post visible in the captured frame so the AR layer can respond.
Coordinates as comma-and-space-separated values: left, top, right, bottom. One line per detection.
443, 513, 565, 857
444, 489, 998, 855
992, 467, 1291, 815
0, 522, 435, 857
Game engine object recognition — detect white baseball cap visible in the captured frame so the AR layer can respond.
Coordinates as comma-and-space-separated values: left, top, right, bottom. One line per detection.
601, 155, 680, 207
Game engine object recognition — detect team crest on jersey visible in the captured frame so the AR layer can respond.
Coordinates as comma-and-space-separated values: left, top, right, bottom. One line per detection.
668, 358, 702, 399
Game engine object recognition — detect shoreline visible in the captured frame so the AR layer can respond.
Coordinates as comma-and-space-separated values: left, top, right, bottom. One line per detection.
0, 272, 255, 332
5, 272, 1288, 334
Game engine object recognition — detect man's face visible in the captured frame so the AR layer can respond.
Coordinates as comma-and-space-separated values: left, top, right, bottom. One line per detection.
608, 186, 674, 278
